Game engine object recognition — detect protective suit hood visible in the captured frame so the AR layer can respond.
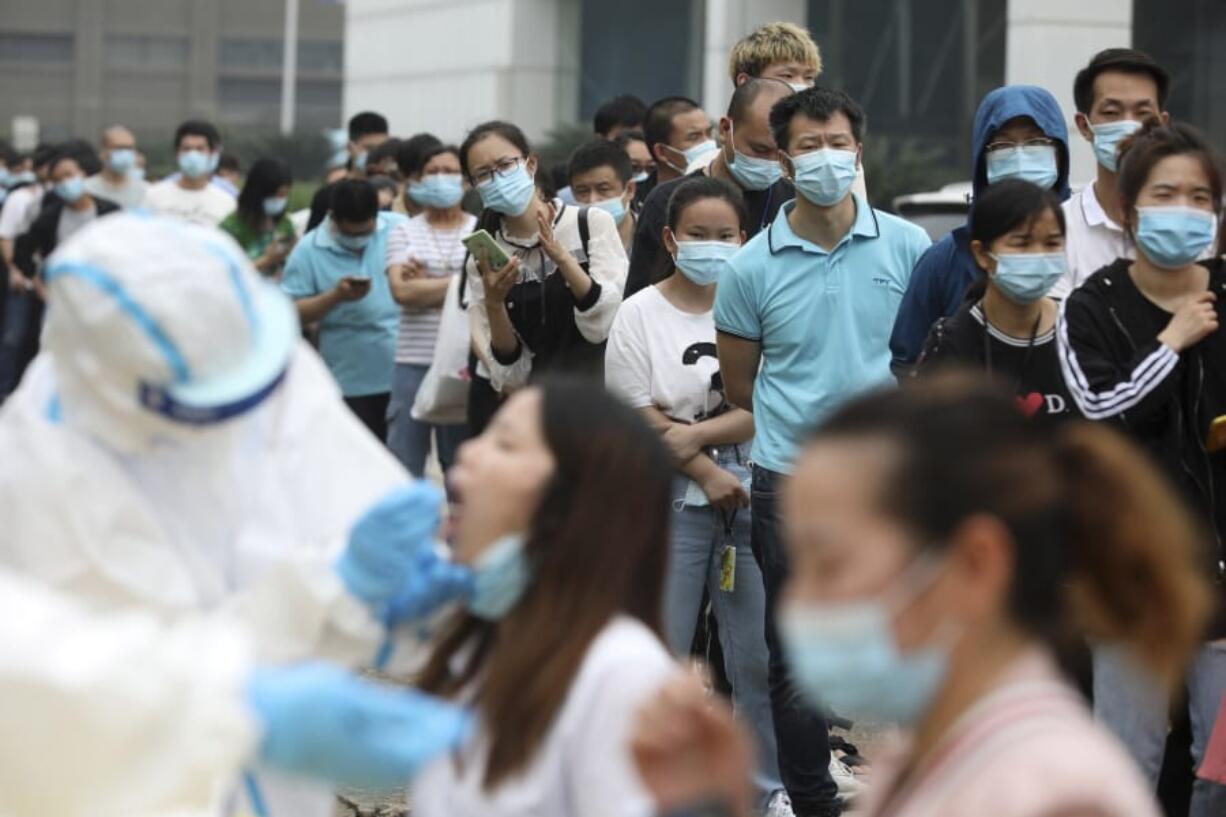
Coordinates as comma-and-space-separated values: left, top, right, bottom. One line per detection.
970, 85, 1071, 201
42, 212, 300, 453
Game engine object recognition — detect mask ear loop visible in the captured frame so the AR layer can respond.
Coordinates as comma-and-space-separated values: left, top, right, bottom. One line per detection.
882, 550, 967, 655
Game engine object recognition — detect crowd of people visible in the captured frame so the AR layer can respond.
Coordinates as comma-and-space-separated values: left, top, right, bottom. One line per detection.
0, 18, 1223, 817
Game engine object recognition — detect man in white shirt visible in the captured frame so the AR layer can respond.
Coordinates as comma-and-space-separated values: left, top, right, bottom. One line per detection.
1052, 48, 1170, 299
0, 145, 53, 295
142, 120, 235, 227
84, 124, 148, 209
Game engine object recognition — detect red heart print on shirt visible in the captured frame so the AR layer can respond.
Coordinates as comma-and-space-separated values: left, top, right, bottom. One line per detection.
1016, 392, 1044, 418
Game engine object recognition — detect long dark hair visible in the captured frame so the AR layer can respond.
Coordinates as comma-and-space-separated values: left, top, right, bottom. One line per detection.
417, 379, 673, 789
236, 157, 291, 229
813, 374, 1211, 681
964, 179, 1066, 302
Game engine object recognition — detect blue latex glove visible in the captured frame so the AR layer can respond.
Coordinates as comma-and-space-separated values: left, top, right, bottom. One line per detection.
337, 481, 444, 609
248, 663, 471, 788
385, 545, 475, 625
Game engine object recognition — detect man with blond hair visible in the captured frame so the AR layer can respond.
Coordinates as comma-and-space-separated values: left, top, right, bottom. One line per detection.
729, 21, 822, 90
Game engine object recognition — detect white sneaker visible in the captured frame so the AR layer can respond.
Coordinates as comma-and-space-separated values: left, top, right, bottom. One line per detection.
764, 789, 795, 817
829, 756, 868, 802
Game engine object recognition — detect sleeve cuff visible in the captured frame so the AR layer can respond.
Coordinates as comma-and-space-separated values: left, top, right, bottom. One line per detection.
491, 341, 523, 366
574, 281, 602, 312
715, 326, 762, 343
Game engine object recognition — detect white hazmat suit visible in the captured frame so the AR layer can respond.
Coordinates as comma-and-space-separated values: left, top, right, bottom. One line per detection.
0, 214, 413, 816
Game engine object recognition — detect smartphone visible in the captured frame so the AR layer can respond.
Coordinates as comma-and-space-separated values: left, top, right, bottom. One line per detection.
1209, 415, 1226, 454
461, 229, 511, 269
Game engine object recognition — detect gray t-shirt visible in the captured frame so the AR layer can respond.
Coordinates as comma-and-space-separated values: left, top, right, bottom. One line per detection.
84, 174, 148, 209
57, 202, 98, 245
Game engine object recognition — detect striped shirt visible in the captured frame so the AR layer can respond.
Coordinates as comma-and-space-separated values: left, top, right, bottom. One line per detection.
385, 212, 476, 365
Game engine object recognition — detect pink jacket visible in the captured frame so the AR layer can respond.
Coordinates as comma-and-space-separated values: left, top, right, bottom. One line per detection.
854, 648, 1159, 817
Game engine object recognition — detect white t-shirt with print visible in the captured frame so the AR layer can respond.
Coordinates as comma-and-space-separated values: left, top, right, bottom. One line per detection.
605, 285, 726, 424
141, 180, 234, 227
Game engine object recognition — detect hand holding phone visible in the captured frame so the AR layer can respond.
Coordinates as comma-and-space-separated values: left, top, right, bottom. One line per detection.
336, 275, 373, 302
461, 230, 511, 270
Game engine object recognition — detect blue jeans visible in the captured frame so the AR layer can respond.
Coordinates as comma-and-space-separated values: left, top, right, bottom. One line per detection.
1094, 642, 1226, 817
386, 362, 468, 478
0, 290, 42, 400
663, 454, 782, 806
753, 465, 839, 816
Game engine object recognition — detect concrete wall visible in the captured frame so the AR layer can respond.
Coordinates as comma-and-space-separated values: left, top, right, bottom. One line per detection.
343, 0, 580, 145
1004, 0, 1132, 186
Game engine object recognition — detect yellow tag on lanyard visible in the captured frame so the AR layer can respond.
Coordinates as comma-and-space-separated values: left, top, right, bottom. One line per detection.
719, 544, 736, 592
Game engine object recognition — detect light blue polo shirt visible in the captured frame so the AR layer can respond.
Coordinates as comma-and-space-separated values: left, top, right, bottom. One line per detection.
714, 196, 931, 473
281, 211, 408, 396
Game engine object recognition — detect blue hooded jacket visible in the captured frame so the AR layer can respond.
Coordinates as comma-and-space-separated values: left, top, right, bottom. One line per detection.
889, 85, 1071, 374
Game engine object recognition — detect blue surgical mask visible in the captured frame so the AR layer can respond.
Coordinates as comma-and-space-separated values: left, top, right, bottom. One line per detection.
593, 194, 628, 225
631, 171, 650, 184
985, 144, 1059, 189
673, 240, 739, 286
54, 175, 86, 204
0, 167, 12, 187
1090, 120, 1143, 173
1135, 206, 1217, 269
664, 139, 717, 172
791, 148, 859, 206
778, 557, 956, 726
178, 150, 213, 180
467, 533, 533, 620
107, 148, 137, 175
353, 151, 368, 172
13, 170, 37, 186
334, 225, 373, 252
988, 252, 1067, 304
726, 125, 782, 191
477, 163, 537, 216
409, 173, 465, 209
788, 82, 812, 93
263, 196, 288, 217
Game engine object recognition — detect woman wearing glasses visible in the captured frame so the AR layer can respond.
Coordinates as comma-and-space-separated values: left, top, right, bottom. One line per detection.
460, 121, 629, 433
890, 85, 1070, 375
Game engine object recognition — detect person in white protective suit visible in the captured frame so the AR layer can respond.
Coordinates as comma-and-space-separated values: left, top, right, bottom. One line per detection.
0, 566, 470, 817
0, 213, 472, 817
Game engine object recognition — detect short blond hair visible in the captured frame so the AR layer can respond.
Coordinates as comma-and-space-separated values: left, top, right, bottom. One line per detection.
728, 21, 822, 84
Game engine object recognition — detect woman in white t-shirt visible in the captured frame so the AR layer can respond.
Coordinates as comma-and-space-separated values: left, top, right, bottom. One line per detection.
385, 144, 476, 477
605, 176, 783, 811
409, 379, 676, 817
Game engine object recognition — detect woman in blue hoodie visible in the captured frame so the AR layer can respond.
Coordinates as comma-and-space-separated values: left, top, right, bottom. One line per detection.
890, 85, 1071, 376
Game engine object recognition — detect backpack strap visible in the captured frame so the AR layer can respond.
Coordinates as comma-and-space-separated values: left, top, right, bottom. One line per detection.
576, 206, 591, 275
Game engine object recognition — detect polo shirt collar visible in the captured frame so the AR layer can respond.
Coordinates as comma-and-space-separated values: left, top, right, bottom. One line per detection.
768, 194, 879, 254
1081, 182, 1123, 232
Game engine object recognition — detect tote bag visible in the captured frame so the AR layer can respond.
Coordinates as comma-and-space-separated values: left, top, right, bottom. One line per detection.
411, 274, 470, 425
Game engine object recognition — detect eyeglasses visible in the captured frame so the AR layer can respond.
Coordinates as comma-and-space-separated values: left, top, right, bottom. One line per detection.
985, 137, 1055, 155
471, 157, 525, 186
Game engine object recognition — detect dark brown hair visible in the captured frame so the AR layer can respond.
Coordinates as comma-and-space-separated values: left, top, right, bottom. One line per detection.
416, 379, 673, 789
1117, 122, 1224, 238
812, 373, 1212, 682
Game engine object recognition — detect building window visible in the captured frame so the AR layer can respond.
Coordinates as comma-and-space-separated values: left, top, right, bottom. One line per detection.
0, 32, 73, 63
104, 35, 189, 69
220, 38, 343, 73
218, 77, 281, 106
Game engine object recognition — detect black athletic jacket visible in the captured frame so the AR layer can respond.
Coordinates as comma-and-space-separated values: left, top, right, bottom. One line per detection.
1058, 258, 1226, 593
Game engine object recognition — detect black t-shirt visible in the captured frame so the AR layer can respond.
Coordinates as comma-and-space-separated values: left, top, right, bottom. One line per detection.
624, 170, 794, 297
918, 301, 1077, 421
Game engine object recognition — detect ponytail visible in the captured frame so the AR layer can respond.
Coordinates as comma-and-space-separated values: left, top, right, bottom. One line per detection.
1055, 422, 1213, 683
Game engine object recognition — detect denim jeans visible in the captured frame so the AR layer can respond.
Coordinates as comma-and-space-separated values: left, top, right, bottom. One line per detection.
1094, 642, 1226, 817
752, 465, 839, 815
386, 362, 469, 478
0, 290, 43, 400
663, 453, 782, 806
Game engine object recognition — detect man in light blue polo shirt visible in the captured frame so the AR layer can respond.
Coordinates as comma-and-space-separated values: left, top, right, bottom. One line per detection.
282, 178, 407, 440
714, 86, 930, 817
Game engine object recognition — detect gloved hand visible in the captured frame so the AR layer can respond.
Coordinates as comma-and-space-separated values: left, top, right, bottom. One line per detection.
337, 481, 445, 609
385, 545, 475, 625
247, 663, 471, 788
